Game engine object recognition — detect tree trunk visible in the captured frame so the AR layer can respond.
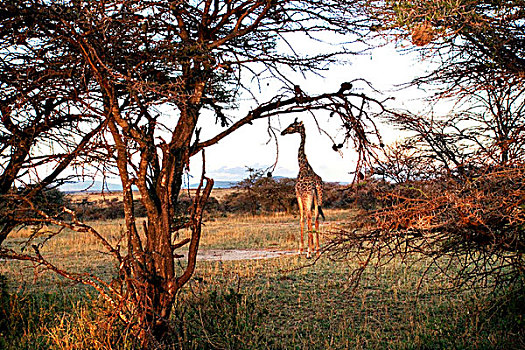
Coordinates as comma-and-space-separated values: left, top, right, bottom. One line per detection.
108, 98, 207, 345
133, 173, 212, 346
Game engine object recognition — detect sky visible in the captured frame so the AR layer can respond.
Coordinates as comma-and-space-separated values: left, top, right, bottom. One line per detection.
186, 42, 432, 185
54, 35, 435, 190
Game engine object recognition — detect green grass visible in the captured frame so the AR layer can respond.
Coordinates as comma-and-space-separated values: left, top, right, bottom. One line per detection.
181, 256, 524, 349
1, 209, 524, 349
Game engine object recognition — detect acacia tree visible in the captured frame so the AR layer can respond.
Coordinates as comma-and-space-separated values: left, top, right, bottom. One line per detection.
365, 0, 525, 84
0, 0, 388, 345
365, 0, 525, 165
0, 2, 105, 245
227, 168, 297, 214
326, 1, 525, 290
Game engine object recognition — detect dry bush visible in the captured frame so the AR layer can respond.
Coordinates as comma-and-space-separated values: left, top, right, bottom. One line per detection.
322, 182, 361, 209
65, 195, 221, 221
222, 173, 297, 215
411, 21, 434, 46
332, 178, 392, 211
222, 174, 363, 215
326, 165, 525, 290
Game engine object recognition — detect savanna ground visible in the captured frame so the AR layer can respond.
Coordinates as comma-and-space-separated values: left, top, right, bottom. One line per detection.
0, 191, 524, 349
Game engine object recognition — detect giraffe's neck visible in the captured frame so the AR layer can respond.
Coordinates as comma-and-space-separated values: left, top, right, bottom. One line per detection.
298, 129, 312, 174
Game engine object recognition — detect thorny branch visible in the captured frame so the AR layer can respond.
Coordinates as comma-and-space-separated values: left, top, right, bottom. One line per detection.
325, 164, 525, 291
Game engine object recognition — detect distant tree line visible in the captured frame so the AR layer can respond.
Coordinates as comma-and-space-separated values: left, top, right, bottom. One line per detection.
62, 175, 367, 221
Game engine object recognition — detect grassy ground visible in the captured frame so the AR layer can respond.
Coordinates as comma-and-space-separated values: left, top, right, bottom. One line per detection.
1, 209, 524, 349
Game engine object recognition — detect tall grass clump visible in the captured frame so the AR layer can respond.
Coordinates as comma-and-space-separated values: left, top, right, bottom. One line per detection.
0, 274, 69, 350
0, 276, 136, 350
45, 301, 135, 350
173, 282, 272, 349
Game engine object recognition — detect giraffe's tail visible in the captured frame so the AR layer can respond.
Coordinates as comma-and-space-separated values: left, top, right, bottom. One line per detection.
314, 186, 325, 220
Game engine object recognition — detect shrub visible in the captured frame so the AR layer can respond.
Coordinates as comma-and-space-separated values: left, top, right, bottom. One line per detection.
327, 165, 525, 289
0, 186, 69, 221
222, 173, 297, 215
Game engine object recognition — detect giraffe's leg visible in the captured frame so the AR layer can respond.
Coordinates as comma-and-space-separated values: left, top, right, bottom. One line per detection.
305, 196, 313, 259
313, 195, 319, 230
297, 196, 305, 254
315, 183, 323, 255
315, 228, 320, 256
313, 197, 320, 256
307, 212, 314, 259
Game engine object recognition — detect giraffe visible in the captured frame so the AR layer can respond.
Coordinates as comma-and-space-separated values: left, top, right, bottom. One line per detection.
281, 118, 325, 258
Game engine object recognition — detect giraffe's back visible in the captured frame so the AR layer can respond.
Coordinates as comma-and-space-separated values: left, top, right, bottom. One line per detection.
296, 173, 323, 204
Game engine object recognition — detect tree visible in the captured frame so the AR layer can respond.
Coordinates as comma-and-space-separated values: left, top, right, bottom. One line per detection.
366, 1, 525, 166
326, 162, 525, 291
225, 168, 297, 214
366, 0, 525, 90
0, 1, 388, 346
365, 1, 525, 170
0, 1, 105, 245
325, 0, 525, 291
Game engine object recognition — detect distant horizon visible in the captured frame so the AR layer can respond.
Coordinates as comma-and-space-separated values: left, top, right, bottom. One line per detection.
58, 176, 350, 193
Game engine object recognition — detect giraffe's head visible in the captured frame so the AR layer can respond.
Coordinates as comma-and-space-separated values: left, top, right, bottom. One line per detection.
281, 118, 304, 136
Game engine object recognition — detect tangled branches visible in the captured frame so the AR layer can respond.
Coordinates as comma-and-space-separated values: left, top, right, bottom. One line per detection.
326, 165, 525, 290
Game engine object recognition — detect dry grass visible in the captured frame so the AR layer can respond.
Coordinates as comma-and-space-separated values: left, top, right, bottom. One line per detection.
1, 209, 352, 289
196, 209, 354, 250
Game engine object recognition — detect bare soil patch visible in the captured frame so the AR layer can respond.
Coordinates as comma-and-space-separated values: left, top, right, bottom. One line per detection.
190, 249, 299, 261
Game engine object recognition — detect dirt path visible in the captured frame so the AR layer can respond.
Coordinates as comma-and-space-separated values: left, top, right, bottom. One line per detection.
0, 249, 299, 263
0, 249, 300, 263
194, 249, 299, 261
